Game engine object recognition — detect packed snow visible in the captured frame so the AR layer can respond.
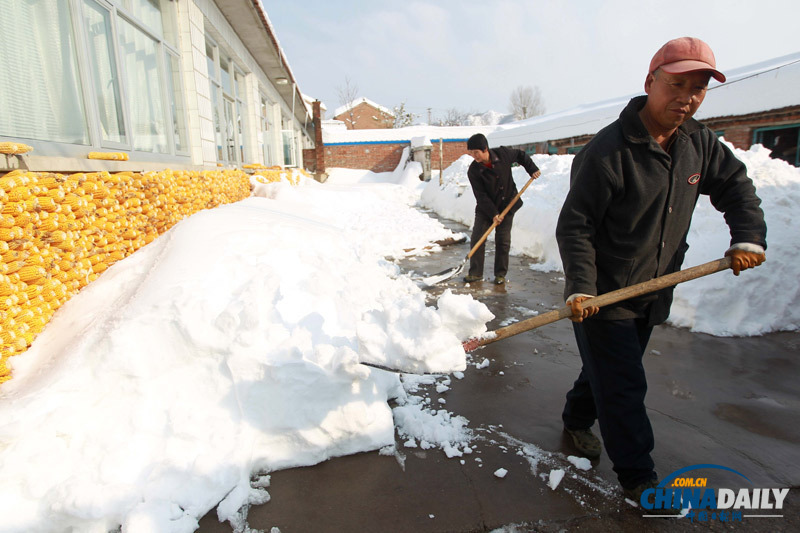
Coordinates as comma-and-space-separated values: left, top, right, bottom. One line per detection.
0, 170, 492, 532
0, 138, 797, 532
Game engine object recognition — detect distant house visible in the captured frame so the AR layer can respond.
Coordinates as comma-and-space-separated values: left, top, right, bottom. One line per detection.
489, 52, 800, 167
334, 98, 395, 130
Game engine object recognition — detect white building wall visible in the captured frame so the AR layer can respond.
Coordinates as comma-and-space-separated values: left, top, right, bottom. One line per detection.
176, 0, 216, 166
191, 0, 309, 168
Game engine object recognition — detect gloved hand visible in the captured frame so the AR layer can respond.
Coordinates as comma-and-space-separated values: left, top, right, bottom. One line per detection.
568, 295, 600, 323
725, 249, 766, 276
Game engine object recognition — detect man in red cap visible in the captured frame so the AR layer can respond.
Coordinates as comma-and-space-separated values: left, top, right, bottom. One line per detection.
555, 37, 767, 508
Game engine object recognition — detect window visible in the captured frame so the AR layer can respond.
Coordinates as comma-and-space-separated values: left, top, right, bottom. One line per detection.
566, 145, 584, 154
282, 117, 296, 167
753, 124, 800, 167
83, 0, 127, 145
234, 70, 245, 163
0, 0, 188, 159
165, 51, 187, 153
0, 0, 90, 145
118, 17, 168, 153
259, 94, 274, 166
206, 40, 245, 165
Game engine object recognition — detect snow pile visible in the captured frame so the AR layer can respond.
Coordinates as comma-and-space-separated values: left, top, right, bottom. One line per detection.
324, 147, 424, 191
420, 144, 800, 336
358, 289, 494, 374
382, 374, 475, 459
668, 143, 800, 335
0, 179, 491, 532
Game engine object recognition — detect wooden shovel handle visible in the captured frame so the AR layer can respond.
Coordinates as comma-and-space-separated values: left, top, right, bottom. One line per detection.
466, 172, 539, 260
464, 257, 732, 351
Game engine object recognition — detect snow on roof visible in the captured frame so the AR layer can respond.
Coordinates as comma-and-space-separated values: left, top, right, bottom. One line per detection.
333, 97, 395, 119
696, 52, 800, 120
303, 93, 326, 111
489, 52, 800, 147
323, 124, 498, 144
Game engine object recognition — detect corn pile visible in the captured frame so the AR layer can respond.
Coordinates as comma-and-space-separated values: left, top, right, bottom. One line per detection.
251, 168, 307, 186
0, 168, 251, 383
87, 152, 129, 161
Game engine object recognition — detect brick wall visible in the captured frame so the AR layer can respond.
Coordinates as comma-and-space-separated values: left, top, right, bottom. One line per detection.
703, 105, 800, 150
302, 148, 316, 172
325, 140, 468, 173
325, 142, 407, 172
430, 141, 468, 170
506, 105, 800, 157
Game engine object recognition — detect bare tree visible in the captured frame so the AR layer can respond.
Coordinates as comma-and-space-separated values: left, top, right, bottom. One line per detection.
438, 107, 470, 126
509, 85, 545, 120
336, 76, 359, 129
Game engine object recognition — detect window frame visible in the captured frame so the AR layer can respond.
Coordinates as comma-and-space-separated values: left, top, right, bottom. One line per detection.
206, 38, 245, 166
752, 123, 800, 167
0, 0, 190, 163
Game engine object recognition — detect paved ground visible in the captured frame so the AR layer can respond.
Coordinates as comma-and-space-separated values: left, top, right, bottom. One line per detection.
198, 216, 799, 533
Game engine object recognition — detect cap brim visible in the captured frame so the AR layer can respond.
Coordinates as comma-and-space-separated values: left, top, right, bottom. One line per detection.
660, 60, 726, 83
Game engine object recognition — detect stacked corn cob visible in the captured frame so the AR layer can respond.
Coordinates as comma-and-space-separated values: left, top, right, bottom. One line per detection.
0, 168, 252, 382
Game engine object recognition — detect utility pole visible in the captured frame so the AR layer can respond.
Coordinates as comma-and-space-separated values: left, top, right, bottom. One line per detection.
427, 108, 432, 124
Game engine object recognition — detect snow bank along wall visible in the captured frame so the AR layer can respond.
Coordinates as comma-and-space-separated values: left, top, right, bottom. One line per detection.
0, 168, 265, 383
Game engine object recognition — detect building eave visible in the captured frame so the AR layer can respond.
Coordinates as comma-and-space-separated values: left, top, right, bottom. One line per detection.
214, 0, 311, 128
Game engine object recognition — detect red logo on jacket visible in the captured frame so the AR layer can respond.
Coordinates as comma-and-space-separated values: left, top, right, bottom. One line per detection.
687, 173, 701, 185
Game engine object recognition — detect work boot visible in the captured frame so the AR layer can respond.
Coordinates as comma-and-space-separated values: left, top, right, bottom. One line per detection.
463, 275, 482, 283
563, 426, 601, 458
493, 276, 506, 285
623, 479, 683, 515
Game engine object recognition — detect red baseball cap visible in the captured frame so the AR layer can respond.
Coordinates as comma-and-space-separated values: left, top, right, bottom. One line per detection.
649, 37, 726, 83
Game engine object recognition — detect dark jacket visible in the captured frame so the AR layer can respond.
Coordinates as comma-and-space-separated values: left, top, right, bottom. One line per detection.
468, 146, 539, 220
556, 95, 767, 326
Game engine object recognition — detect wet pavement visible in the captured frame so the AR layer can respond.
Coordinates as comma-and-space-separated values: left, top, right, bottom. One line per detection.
198, 216, 800, 533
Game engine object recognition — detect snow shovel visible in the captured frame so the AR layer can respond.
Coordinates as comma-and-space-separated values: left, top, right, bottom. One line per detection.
421, 172, 540, 286
461, 256, 733, 352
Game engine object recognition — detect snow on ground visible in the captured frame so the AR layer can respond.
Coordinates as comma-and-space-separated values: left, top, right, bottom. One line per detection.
420, 143, 800, 336
0, 169, 492, 533
1, 140, 797, 532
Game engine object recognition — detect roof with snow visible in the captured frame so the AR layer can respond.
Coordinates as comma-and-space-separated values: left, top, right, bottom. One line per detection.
333, 97, 395, 119
323, 124, 497, 144
322, 53, 800, 147
488, 52, 800, 147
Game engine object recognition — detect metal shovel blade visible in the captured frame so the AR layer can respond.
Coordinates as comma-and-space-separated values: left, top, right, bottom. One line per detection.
420, 260, 465, 286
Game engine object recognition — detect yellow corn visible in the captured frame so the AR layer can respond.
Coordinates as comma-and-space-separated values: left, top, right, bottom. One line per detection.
0, 142, 33, 155
87, 152, 129, 161
0, 168, 258, 381
19, 266, 46, 284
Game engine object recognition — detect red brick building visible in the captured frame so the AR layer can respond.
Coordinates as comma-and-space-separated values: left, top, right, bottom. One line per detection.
333, 98, 394, 130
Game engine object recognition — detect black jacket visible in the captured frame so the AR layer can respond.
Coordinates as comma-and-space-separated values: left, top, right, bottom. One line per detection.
556, 96, 767, 325
468, 146, 539, 220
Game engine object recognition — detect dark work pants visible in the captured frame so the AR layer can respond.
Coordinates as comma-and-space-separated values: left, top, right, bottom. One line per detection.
468, 210, 514, 278
562, 317, 656, 489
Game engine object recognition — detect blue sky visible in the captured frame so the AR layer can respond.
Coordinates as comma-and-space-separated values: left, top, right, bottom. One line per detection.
260, 0, 800, 121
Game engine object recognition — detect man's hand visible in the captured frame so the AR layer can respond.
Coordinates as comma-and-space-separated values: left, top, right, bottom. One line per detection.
493, 214, 504, 225
531, 170, 542, 179
725, 249, 766, 276
568, 296, 600, 322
